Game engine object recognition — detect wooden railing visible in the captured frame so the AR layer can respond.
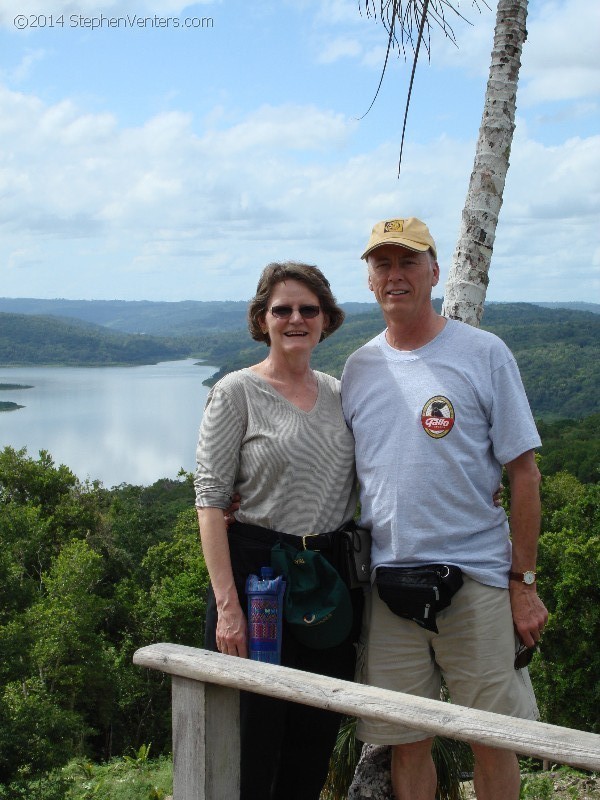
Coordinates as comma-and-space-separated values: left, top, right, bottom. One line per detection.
133, 642, 600, 800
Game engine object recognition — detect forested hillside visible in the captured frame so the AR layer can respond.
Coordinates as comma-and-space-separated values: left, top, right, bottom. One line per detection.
196, 303, 600, 420
0, 313, 189, 366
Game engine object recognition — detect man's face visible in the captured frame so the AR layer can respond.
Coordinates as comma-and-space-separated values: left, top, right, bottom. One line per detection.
367, 244, 439, 318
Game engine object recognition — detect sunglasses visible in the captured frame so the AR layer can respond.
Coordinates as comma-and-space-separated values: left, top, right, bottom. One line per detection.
514, 643, 538, 670
269, 305, 321, 319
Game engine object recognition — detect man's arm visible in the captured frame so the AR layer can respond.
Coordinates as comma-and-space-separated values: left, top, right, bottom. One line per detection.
505, 450, 548, 647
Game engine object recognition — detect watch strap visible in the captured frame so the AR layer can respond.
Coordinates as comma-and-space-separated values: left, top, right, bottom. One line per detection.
509, 570, 536, 584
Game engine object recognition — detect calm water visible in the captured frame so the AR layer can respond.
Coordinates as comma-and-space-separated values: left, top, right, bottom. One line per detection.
0, 359, 216, 487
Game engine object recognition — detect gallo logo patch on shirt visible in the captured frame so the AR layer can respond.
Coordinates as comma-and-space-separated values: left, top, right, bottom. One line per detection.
421, 396, 455, 439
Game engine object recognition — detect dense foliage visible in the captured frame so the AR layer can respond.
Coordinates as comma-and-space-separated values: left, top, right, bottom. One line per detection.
0, 436, 598, 796
0, 402, 23, 411
0, 449, 207, 794
0, 298, 379, 335
536, 416, 600, 484
533, 476, 600, 733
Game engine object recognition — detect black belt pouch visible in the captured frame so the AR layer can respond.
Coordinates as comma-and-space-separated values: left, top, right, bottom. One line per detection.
375, 564, 463, 633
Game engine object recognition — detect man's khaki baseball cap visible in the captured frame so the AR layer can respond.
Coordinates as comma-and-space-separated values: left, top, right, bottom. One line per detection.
361, 217, 437, 260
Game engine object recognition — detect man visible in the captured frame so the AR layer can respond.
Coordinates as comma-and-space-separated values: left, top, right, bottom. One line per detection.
341, 217, 548, 800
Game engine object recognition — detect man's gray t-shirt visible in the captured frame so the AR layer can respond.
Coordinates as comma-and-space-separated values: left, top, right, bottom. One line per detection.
341, 319, 541, 588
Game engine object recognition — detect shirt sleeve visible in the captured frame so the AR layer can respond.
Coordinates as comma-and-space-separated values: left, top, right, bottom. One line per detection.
489, 355, 542, 465
194, 383, 247, 508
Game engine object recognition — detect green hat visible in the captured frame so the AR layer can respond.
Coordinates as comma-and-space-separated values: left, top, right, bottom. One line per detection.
271, 542, 352, 650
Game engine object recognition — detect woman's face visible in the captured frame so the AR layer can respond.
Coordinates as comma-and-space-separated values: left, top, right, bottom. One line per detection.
260, 279, 328, 356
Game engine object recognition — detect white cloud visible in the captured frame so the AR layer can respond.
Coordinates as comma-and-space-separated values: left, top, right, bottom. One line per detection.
200, 104, 355, 155
486, 128, 600, 300
0, 0, 597, 307
303, 0, 600, 119
311, 0, 360, 26
304, 0, 497, 75
521, 0, 600, 105
316, 36, 362, 63
0, 49, 47, 83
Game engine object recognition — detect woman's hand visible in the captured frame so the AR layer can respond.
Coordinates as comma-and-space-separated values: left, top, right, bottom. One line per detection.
493, 483, 504, 507
223, 492, 241, 527
216, 598, 248, 658
197, 506, 248, 658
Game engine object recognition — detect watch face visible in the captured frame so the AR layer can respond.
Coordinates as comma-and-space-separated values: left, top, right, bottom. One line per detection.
523, 571, 536, 585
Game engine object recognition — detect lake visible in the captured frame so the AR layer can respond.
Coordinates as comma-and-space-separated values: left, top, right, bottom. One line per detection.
0, 359, 217, 487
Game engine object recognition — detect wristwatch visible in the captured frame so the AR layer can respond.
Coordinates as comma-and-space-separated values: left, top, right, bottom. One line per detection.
509, 570, 537, 585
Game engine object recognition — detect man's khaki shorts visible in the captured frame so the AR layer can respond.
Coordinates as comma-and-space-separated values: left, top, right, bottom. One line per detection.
356, 574, 539, 745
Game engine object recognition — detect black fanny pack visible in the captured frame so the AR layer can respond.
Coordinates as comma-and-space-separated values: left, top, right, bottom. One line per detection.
375, 564, 463, 633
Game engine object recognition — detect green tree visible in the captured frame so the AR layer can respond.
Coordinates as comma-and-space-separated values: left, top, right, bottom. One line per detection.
27, 540, 111, 710
0, 447, 101, 581
0, 678, 83, 787
108, 508, 210, 756
532, 482, 600, 732
134, 508, 209, 647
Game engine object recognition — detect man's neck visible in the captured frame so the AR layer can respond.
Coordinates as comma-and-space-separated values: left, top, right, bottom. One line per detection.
384, 310, 447, 352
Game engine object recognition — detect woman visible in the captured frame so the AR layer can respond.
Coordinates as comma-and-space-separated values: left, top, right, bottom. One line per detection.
195, 261, 362, 800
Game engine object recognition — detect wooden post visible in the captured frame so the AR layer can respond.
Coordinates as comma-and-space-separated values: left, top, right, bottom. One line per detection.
172, 676, 239, 800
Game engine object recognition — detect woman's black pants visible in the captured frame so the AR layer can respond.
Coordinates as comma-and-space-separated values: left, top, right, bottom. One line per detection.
204, 522, 363, 800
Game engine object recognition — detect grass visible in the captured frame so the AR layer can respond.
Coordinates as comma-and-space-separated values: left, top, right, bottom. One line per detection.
1, 754, 174, 800
63, 752, 172, 800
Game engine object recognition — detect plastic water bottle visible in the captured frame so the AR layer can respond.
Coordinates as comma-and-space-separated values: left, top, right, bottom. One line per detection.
245, 566, 286, 664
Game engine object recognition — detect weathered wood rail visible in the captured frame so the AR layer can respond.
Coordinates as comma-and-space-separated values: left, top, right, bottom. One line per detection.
133, 642, 600, 800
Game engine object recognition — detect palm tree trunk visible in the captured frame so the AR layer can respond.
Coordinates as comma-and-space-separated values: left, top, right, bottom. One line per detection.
441, 0, 528, 327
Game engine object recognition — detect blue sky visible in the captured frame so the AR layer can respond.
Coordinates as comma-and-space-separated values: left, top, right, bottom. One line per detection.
0, 0, 598, 305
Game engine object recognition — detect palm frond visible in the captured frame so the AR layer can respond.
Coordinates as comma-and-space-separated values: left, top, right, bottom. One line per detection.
322, 715, 474, 800
321, 717, 362, 800
357, 0, 490, 175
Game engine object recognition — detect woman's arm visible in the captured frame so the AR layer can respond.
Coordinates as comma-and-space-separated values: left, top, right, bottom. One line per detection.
197, 506, 248, 658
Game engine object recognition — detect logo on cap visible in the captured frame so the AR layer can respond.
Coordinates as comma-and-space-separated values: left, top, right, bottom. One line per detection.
384, 219, 405, 233
421, 396, 455, 439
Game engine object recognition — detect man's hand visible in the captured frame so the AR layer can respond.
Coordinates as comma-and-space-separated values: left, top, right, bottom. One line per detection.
504, 450, 546, 647
223, 492, 241, 526
509, 582, 548, 648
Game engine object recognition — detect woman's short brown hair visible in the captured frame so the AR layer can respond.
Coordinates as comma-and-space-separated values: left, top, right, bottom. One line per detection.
248, 261, 345, 345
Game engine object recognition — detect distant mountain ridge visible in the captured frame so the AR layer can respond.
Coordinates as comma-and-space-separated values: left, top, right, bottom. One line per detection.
0, 297, 597, 336
0, 298, 250, 335
1, 301, 598, 420
0, 312, 189, 366
528, 301, 600, 315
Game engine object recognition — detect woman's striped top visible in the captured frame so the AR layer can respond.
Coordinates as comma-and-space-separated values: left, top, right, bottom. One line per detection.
194, 368, 357, 537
